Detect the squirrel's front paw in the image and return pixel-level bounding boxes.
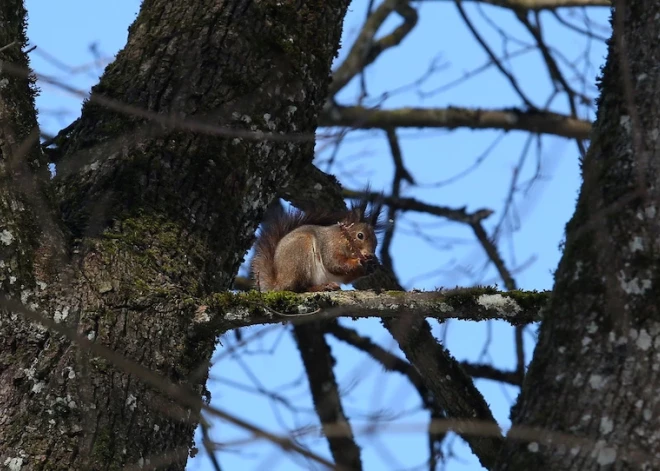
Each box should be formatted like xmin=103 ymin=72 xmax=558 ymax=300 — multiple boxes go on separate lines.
xmin=361 ymin=255 xmax=379 ymax=274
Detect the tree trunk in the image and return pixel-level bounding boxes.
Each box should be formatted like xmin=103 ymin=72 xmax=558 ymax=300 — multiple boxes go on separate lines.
xmin=496 ymin=3 xmax=660 ymax=469
xmin=0 ymin=0 xmax=349 ymax=469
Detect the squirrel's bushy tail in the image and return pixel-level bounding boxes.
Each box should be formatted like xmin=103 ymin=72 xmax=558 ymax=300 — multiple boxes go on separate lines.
xmin=251 ymin=203 xmax=289 ymax=290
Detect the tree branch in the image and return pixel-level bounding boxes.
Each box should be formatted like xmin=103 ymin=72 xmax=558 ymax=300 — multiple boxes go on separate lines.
xmin=460 ymin=362 xmax=522 ymax=386
xmin=383 ymin=314 xmax=504 ymax=468
xmin=379 ymin=128 xmax=409 ymax=285
xmin=320 ymin=104 xmax=591 ymax=139
xmin=329 ymin=0 xmax=418 ymax=96
xmin=280 ymin=163 xmax=347 ymax=214
xmin=293 ymin=323 xmax=363 ymax=470
xmin=455 ymin=0 xmax=536 ymax=108
xmin=327 ymin=320 xmax=438 ymax=405
xmin=344 ymin=188 xmax=494 ymax=225
xmin=423 ymin=0 xmax=608 ymax=9
xmin=326 ymin=320 xmax=449 ymax=469
xmin=206 ymin=288 xmax=547 ymax=331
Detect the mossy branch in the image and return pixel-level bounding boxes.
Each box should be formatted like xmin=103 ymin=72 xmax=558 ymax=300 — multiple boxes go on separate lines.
xmin=196 ymin=286 xmax=549 ymax=334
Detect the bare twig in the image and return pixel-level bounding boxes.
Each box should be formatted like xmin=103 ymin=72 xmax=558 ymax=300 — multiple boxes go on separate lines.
xmin=330 ymin=0 xmax=418 ymax=96
xmin=421 ymin=0 xmax=609 ymax=10
xmin=326 ymin=320 xmax=449 ymax=470
xmin=380 ymin=128 xmax=412 ymax=282
xmin=453 ymin=0 xmax=536 ymax=108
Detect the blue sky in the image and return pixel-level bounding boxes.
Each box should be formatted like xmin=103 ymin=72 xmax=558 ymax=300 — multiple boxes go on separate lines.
xmin=24 ymin=1 xmax=610 ymax=470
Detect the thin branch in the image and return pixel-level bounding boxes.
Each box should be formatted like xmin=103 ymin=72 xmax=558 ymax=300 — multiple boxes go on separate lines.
xmin=514 ymin=10 xmax=588 ymax=157
xmin=420 ymin=0 xmax=609 ymax=10
xmin=326 ymin=320 xmax=448 ymax=470
xmin=381 ymin=314 xmax=503 ymax=468
xmin=469 ymin=195 xmax=527 ymax=379
xmin=344 ymin=187 xmax=495 ymax=226
xmin=330 ymin=0 xmax=418 ymax=96
xmin=201 ymin=419 xmax=224 ymax=471
xmin=320 ymin=104 xmax=591 ymax=139
xmin=327 ymin=321 xmax=441 ymax=409
xmin=453 ymin=0 xmax=536 ymax=108
xmin=470 ymin=221 xmax=516 ymax=290
xmin=459 ymin=361 xmax=522 ymax=386
xmin=380 ymin=128 xmax=411 ymax=283
xmin=551 ymin=9 xmax=609 ymax=42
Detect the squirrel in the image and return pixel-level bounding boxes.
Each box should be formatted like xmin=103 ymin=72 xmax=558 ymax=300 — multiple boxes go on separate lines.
xmin=251 ymin=198 xmax=383 ymax=293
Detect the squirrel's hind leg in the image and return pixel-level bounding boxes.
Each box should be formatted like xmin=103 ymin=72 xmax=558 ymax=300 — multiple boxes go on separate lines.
xmin=307 ymin=282 xmax=341 ymax=292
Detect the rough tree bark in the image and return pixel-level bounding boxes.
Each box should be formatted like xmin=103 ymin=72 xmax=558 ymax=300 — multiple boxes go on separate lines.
xmin=495 ymin=3 xmax=660 ymax=470
xmin=0 ymin=0 xmax=350 ymax=469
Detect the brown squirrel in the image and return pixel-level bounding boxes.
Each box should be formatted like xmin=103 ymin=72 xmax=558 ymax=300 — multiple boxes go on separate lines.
xmin=251 ymin=199 xmax=383 ymax=293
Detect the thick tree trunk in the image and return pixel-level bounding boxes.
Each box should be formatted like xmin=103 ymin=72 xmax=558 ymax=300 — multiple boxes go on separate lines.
xmin=496 ymin=3 xmax=660 ymax=470
xmin=0 ymin=0 xmax=349 ymax=469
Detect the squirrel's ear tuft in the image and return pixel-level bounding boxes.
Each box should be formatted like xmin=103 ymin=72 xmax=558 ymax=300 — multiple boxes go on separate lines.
xmin=367 ymin=198 xmax=386 ymax=232
xmin=348 ymin=186 xmax=386 ymax=231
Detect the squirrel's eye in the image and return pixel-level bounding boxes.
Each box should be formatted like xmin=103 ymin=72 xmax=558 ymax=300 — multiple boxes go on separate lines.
xmin=357 ymin=232 xmax=364 ymax=240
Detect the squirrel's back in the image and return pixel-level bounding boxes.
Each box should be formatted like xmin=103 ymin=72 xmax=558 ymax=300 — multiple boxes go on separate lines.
xmin=251 ymin=203 xmax=342 ymax=291
xmin=251 ymin=198 xmax=383 ymax=292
